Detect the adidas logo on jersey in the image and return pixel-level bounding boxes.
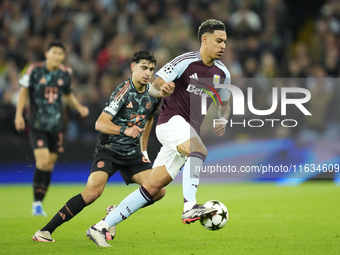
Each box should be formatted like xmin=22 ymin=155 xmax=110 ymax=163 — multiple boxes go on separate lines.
xmin=189 ymin=73 xmax=198 ymax=80
xmin=126 ymin=102 xmax=133 ymax=108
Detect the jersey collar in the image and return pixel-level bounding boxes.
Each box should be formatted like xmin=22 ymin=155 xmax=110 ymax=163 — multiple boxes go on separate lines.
xmin=130 ymin=77 xmax=148 ymax=93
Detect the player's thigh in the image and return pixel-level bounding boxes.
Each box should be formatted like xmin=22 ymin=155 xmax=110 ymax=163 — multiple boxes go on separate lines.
xmin=33 ymin=148 xmax=53 ymax=171
xmin=153 ymin=145 xmax=187 ymax=180
xmin=131 ymin=169 xmax=153 ymax=185
xmin=177 ymin=136 xmax=208 ymax=156
xmin=156 ymin=115 xmax=203 ymax=157
xmin=119 ymin=151 xmax=153 ymax=185
xmin=82 ymin=161 xmax=112 ymax=204
xmin=48 ymin=132 xmax=64 ymax=154
xmin=84 ymin=171 xmax=109 ymax=192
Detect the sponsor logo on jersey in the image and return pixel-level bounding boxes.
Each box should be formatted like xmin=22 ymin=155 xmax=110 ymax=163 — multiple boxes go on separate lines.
xmin=39 ymin=77 xmax=47 ymax=84
xmin=186 ymin=84 xmax=215 ymax=98
xmin=37 ymin=139 xmax=44 ymax=147
xmin=57 ymin=78 xmax=64 ymax=86
xmin=126 ymin=102 xmax=133 ymax=108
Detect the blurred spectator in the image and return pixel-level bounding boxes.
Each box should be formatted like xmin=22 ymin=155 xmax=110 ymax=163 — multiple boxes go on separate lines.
xmin=0 ymin=0 xmax=339 ymax=145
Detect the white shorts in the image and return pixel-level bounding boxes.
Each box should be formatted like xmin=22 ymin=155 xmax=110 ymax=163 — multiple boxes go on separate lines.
xmin=153 ymin=115 xmax=199 ymax=179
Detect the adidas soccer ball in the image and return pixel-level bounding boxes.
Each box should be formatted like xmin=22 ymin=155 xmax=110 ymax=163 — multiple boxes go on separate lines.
xmin=200 ymin=200 xmax=228 ymax=231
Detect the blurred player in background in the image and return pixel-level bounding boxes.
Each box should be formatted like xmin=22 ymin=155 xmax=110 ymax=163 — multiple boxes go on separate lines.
xmin=87 ymin=19 xmax=230 ymax=247
xmin=32 ymin=50 xmax=166 ymax=243
xmin=15 ymin=40 xmax=89 ymax=217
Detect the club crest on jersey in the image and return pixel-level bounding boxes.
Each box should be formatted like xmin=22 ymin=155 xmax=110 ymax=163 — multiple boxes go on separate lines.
xmin=39 ymin=77 xmax=47 ymax=84
xmin=163 ymin=63 xmax=174 ymax=74
xmin=58 ymin=78 xmax=64 ymax=86
xmin=109 ymin=100 xmax=119 ymax=109
xmin=145 ymin=102 xmax=152 ymax=109
xmin=213 ymin=75 xmax=220 ymax=85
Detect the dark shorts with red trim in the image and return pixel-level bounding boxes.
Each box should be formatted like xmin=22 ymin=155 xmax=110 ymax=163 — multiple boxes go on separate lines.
xmin=90 ymin=148 xmax=152 ymax=185
xmin=29 ymin=128 xmax=64 ymax=153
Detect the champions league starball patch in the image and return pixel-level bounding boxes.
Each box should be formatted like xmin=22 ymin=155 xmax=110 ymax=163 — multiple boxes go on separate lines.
xmin=109 ymin=101 xmax=119 ymax=109
xmin=163 ymin=63 xmax=174 ymax=74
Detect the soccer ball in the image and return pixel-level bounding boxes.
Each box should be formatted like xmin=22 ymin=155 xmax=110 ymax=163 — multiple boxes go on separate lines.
xmin=200 ymin=200 xmax=228 ymax=231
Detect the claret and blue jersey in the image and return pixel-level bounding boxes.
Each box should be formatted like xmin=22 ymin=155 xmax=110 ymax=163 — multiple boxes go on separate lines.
xmin=155 ymin=51 xmax=231 ymax=134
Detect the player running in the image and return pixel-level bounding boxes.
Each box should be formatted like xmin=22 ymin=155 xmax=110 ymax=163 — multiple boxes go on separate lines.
xmin=15 ymin=40 xmax=89 ymax=217
xmin=87 ymin=19 xmax=231 ymax=247
xmin=32 ymin=50 xmax=166 ymax=243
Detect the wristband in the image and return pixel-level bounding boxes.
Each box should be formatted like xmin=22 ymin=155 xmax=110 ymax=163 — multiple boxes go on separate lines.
xmin=219 ymin=117 xmax=227 ymax=127
xmin=142 ymin=151 xmax=149 ymax=159
xmin=119 ymin=126 xmax=127 ymax=135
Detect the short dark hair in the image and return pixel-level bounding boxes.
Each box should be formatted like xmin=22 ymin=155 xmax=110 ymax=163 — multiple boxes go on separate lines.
xmin=132 ymin=50 xmax=157 ymax=65
xmin=47 ymin=40 xmax=66 ymax=52
xmin=197 ymin=19 xmax=226 ymax=42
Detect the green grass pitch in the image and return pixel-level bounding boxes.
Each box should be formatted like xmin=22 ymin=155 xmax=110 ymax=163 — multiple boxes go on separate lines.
xmin=0 ymin=182 xmax=339 ymax=254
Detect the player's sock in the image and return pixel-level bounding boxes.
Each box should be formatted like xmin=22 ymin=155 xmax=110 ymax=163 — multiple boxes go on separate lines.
xmin=182 ymin=152 xmax=206 ymax=212
xmin=103 ymin=185 xmax=153 ymax=228
xmin=142 ymin=200 xmax=154 ymax=208
xmin=33 ymin=168 xmax=51 ymax=202
xmin=41 ymin=194 xmax=87 ymax=234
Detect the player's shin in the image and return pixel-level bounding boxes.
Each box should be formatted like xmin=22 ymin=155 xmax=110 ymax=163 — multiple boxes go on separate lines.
xmin=41 ymin=193 xmax=87 ymax=234
xmin=101 ymin=185 xmax=153 ymax=228
xmin=182 ymin=152 xmax=206 ymax=211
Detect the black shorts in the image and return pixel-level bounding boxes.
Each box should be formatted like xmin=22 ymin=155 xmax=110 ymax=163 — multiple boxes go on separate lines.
xmin=90 ymin=149 xmax=152 ymax=185
xmin=29 ymin=128 xmax=64 ymax=153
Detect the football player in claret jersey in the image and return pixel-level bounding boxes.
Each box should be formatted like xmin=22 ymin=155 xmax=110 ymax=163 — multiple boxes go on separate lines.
xmin=86 ymin=19 xmax=230 ymax=247
xmin=15 ymin=40 xmax=89 ymax=217
xmin=32 ymin=50 xmax=167 ymax=244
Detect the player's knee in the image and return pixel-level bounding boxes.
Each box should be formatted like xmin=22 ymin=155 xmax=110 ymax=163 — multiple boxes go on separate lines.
xmin=83 ymin=192 xmax=100 ymax=205
xmin=158 ymin=187 xmax=166 ymax=200
xmin=191 ymin=145 xmax=208 ymax=157
xmin=144 ymin=181 xmax=164 ymax=197
xmin=198 ymin=145 xmax=208 ymax=157
xmin=82 ymin=188 xmax=103 ymax=205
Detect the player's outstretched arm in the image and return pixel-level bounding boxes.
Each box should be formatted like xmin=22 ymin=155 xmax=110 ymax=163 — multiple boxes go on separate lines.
xmin=15 ymin=87 xmax=29 ymax=132
xmin=213 ymin=99 xmax=231 ymax=136
xmin=148 ymin=77 xmax=175 ymax=98
xmin=64 ymin=93 xmax=89 ymax=117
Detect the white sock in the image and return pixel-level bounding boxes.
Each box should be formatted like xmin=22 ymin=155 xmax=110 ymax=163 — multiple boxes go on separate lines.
xmin=103 ymin=186 xmax=153 ymax=227
xmin=182 ymin=153 xmax=205 ymax=211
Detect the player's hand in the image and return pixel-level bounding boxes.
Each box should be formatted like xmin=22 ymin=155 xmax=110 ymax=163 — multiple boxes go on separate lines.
xmin=213 ymin=119 xmax=226 ymax=136
xmin=14 ymin=115 xmax=25 ymax=132
xmin=125 ymin=126 xmax=145 ymax=138
xmin=79 ymin=106 xmax=89 ymax=117
xmin=160 ymin=82 xmax=175 ymax=97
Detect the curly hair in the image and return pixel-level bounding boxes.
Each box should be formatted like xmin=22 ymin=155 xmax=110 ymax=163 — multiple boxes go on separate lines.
xmin=197 ymin=19 xmax=226 ymax=42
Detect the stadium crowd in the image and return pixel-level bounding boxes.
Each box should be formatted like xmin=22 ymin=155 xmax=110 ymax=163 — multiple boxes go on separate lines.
xmin=1 ymin=0 xmax=339 ymax=147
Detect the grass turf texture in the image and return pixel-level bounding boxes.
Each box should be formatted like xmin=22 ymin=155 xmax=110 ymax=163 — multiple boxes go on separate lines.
xmin=0 ymin=182 xmax=339 ymax=255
